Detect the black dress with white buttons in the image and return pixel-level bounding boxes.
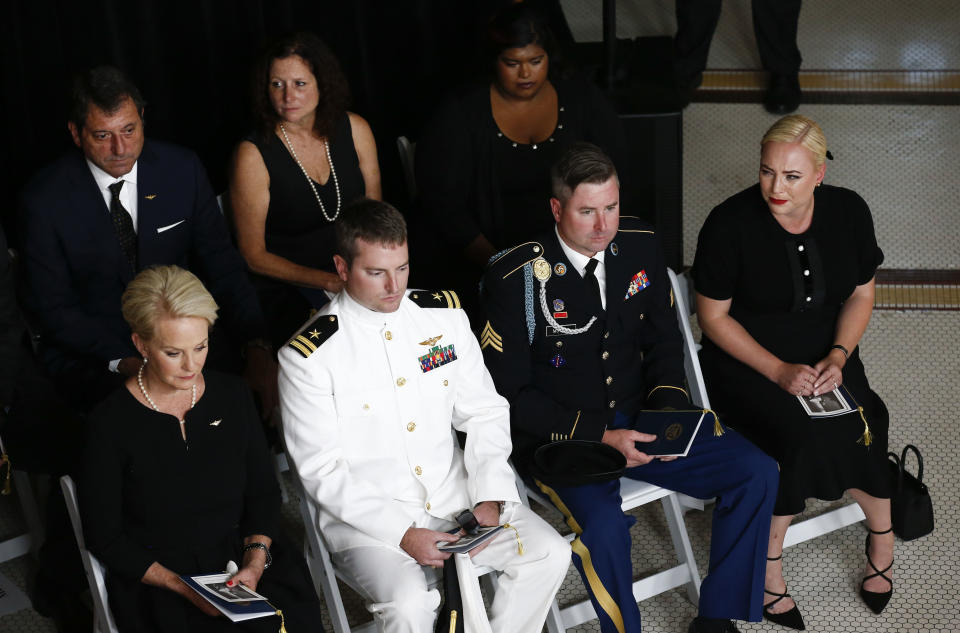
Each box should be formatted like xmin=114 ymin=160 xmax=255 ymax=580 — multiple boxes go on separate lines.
xmin=692 ymin=183 xmax=891 ymax=516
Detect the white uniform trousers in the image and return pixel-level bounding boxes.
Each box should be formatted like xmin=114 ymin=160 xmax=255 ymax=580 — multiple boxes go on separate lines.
xmin=332 ymin=503 xmax=570 ymax=633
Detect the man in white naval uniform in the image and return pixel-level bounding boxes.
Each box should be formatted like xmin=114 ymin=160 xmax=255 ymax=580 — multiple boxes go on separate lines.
xmin=278 ymin=199 xmax=569 ymax=633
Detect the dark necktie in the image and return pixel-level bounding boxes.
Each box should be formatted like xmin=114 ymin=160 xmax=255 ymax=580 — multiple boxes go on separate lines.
xmin=584 ymin=257 xmax=604 ymax=314
xmin=108 ymin=180 xmax=137 ymax=270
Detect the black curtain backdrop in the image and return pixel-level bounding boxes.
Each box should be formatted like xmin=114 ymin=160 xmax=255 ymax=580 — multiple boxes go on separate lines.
xmin=1 ymin=0 xmax=529 ymax=244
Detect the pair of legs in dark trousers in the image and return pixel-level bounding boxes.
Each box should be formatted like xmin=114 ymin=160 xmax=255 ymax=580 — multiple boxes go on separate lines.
xmin=674 ymin=0 xmax=802 ymax=86
xmin=536 ymin=424 xmax=778 ymax=633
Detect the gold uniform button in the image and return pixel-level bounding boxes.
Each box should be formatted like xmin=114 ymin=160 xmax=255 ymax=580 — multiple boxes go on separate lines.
xmin=604 ymin=331 xmax=610 ymax=339
xmin=415 ymin=466 xmax=422 ymax=476
xmin=396 ymin=377 xmax=406 ymax=387
xmin=602 ymin=351 xmax=610 ymax=360
xmin=608 ymin=400 xmax=616 ymax=408
xmin=639 ymin=313 xmax=645 ymax=320
xmin=605 ymin=376 xmax=613 ymax=385
xmin=407 ymin=422 xmax=416 ymax=432
xmin=443 ymin=379 xmax=449 ymax=386
xmin=425 ymin=502 xmax=431 ymax=510
xmin=385 ymin=331 xmax=393 ymax=340
xmin=556 ymin=340 xmax=563 ymax=348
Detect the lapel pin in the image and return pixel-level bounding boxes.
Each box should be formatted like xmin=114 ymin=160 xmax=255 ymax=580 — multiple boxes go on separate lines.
xmin=210 ymin=419 xmax=222 ymax=426
xmin=554 ymin=262 xmax=567 ymax=276
xmin=609 ymin=242 xmax=619 ymax=256
xmin=144 ymin=194 xmax=157 ymax=200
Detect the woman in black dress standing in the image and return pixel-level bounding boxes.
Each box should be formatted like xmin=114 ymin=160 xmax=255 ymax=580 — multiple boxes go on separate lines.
xmin=230 ymin=32 xmax=381 ymax=348
xmin=81 ymin=266 xmax=321 ymax=632
xmin=693 ymin=115 xmax=894 ymax=629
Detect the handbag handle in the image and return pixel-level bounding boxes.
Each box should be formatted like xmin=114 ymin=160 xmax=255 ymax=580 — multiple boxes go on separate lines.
xmin=900 ymin=444 xmax=924 ymax=482
xmin=887 ymin=451 xmax=903 ymax=492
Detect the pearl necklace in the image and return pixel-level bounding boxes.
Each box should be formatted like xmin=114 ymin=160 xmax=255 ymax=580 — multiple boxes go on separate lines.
xmin=138 ymin=362 xmax=196 ymax=424
xmin=279 ymin=123 xmax=341 ymax=222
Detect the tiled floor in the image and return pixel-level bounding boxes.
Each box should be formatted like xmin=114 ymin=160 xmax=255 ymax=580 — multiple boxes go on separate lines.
xmin=3 ymin=1 xmax=959 ymax=632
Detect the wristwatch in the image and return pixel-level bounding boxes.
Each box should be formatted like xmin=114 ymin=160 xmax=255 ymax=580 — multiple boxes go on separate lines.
xmin=242 ymin=542 xmax=272 ymax=570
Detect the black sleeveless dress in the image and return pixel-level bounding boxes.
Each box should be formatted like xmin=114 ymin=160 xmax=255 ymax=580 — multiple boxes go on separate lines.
xmin=248 ymin=113 xmax=366 ymax=348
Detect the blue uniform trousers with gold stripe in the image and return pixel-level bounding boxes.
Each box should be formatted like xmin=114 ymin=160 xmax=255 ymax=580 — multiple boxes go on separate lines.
xmin=536 ymin=424 xmax=777 ymax=633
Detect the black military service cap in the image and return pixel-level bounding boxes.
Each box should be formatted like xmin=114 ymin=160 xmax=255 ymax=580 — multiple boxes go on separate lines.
xmin=532 ymin=440 xmax=626 ymax=487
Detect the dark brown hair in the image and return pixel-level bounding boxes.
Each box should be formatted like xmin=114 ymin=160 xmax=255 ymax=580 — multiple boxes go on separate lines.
xmin=69 ymin=66 xmax=146 ymax=131
xmin=335 ymin=199 xmax=408 ymax=267
xmin=551 ymin=142 xmax=618 ymax=202
xmin=251 ymin=32 xmax=350 ymax=142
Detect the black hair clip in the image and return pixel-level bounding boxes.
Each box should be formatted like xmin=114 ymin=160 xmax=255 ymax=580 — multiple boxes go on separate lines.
xmin=826 ymin=150 xmax=834 ymax=160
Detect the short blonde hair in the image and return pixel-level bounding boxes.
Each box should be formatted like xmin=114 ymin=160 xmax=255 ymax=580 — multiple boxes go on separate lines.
xmin=761 ymin=114 xmax=828 ymax=167
xmin=121 ymin=266 xmax=219 ymax=341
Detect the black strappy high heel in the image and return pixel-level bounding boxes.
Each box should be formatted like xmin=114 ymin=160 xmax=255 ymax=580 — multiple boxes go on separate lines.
xmin=860 ymin=527 xmax=894 ymax=614
xmin=763 ymin=554 xmax=805 ymax=630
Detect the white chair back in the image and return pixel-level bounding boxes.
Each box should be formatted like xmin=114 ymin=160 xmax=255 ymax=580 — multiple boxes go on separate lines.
xmin=60 ymin=475 xmax=119 ymax=633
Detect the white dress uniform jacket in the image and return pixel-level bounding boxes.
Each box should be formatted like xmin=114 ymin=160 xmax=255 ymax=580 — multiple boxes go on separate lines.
xmin=278 ymin=289 xmax=522 ymax=553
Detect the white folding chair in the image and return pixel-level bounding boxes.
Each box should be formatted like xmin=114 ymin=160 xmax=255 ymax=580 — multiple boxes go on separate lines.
xmin=59 ymin=475 xmax=118 ymax=633
xmin=281 ymin=445 xmax=499 ymax=633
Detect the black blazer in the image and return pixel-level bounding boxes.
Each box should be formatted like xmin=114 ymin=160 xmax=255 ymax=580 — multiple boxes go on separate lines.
xmin=480 ymin=218 xmax=689 ymax=465
xmin=19 ymin=140 xmax=264 ymax=375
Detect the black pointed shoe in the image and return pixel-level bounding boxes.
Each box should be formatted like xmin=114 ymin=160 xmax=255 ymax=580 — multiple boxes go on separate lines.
xmin=763 ymin=554 xmax=805 ymax=630
xmin=688 ymin=616 xmax=741 ymax=633
xmin=763 ymin=586 xmax=806 ymax=630
xmin=860 ymin=527 xmax=894 ymax=614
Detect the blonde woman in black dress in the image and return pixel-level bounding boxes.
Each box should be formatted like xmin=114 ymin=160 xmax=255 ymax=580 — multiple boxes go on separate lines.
xmin=693 ymin=115 xmax=894 ymax=629
xmin=82 ymin=266 xmax=320 ymax=632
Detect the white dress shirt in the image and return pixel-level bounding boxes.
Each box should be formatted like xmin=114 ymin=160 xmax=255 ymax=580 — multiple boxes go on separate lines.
xmin=87 ymin=160 xmax=139 ymax=231
xmin=555 ymin=225 xmax=607 ymax=309
xmin=89 ymin=160 xmax=139 ymax=373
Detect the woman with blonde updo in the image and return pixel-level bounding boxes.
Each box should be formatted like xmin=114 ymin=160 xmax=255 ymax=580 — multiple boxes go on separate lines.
xmin=81 ymin=265 xmax=321 ymax=632
xmin=693 ymin=115 xmax=894 ymax=629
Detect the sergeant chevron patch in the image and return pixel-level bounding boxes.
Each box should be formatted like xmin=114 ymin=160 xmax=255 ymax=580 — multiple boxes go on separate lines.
xmin=480 ymin=321 xmax=503 ymax=352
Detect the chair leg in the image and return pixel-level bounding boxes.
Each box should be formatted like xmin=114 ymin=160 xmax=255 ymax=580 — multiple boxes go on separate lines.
xmin=661 ymin=493 xmax=702 ymax=605
xmin=544 ymin=598 xmax=566 ymax=633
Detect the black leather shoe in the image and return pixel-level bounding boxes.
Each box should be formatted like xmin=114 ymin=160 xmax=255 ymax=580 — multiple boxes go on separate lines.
xmin=688 ymin=616 xmax=741 ymax=633
xmin=764 ymin=73 xmax=801 ymax=114
xmin=763 ymin=554 xmax=805 ymax=629
xmin=860 ymin=527 xmax=894 ymax=614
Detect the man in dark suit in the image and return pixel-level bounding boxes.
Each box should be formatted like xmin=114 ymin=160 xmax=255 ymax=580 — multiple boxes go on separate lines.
xmin=19 ymin=66 xmax=275 ymax=413
xmin=480 ymin=143 xmax=778 ymax=633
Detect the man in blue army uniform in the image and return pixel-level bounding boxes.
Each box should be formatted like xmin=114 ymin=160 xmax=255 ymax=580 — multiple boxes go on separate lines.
xmin=480 ymin=143 xmax=779 ymax=633
xmin=278 ymin=199 xmax=569 ymax=633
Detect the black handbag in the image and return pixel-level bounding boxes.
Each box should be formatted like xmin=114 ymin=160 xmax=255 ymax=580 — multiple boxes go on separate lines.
xmin=887 ymin=444 xmax=934 ymax=540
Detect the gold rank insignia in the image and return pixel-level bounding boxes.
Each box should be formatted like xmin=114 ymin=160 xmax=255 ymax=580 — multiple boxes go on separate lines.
xmin=419 ymin=334 xmax=443 ymax=346
xmin=288 ymin=315 xmax=338 ymax=358
xmin=533 ymin=258 xmax=551 ymax=281
xmin=409 ymin=290 xmax=461 ymax=309
xmin=480 ymin=321 xmax=503 ymax=352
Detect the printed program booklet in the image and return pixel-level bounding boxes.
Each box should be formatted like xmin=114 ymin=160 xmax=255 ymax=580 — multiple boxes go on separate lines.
xmin=437 ymin=526 xmax=504 ymax=553
xmin=180 ymin=573 xmax=276 ymax=622
xmin=797 ymin=385 xmax=855 ymax=418
xmin=632 ymin=409 xmax=707 ymax=457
